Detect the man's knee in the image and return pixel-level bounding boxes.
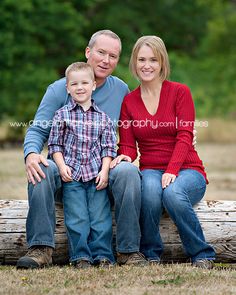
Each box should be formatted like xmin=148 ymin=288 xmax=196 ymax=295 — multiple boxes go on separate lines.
xmin=39 ymin=159 xmax=59 ymax=178
xmin=28 ymin=159 xmax=61 ymax=195
xmin=109 ymin=162 xmax=140 ymax=182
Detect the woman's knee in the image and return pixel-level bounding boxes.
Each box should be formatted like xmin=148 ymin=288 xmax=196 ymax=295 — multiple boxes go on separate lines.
xmin=162 ymin=184 xmax=186 ymax=213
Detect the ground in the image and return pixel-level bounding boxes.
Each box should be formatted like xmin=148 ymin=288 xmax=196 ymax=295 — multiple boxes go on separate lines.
xmin=0 ymin=264 xmax=236 ymax=295
xmin=0 ymin=143 xmax=235 ymax=201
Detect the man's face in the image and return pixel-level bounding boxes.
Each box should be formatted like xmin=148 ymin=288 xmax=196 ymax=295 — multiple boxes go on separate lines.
xmin=85 ymin=35 xmax=120 ymax=84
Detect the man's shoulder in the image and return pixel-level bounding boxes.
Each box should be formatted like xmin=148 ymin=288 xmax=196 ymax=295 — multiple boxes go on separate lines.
xmin=48 ymin=77 xmax=67 ymax=92
xmin=107 ymin=75 xmax=129 ymax=90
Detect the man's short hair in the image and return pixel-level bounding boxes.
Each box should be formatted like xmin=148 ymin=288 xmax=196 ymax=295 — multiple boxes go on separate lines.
xmin=88 ymin=29 xmax=122 ymax=54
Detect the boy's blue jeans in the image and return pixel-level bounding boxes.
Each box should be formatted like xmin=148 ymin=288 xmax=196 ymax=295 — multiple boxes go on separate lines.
xmin=62 ymin=180 xmax=114 ymax=263
xmin=140 ymin=169 xmax=216 ymax=262
xmin=26 ymin=160 xmax=141 ymax=255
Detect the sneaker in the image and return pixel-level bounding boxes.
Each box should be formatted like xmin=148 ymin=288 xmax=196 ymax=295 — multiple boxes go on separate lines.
xmin=192 ymin=259 xmax=214 ymax=269
xmin=75 ymin=260 xmax=92 ymax=269
xmin=117 ymin=252 xmax=148 ymax=266
xmin=16 ymin=246 xmax=53 ymax=269
xmin=97 ymin=258 xmax=114 ymax=269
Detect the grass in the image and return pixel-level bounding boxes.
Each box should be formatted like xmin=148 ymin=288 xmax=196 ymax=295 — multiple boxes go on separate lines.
xmin=0 ymin=264 xmax=236 ymax=295
xmin=0 ymin=143 xmax=235 ymax=200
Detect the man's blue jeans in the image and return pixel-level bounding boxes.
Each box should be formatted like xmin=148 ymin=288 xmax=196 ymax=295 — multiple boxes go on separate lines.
xmin=26 ymin=160 xmax=141 ymax=254
xmin=62 ymin=180 xmax=114 ymax=263
xmin=140 ymin=169 xmax=216 ymax=262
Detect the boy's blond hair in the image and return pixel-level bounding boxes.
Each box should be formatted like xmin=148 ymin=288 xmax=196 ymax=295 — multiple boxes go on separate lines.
xmin=65 ymin=62 xmax=95 ymax=81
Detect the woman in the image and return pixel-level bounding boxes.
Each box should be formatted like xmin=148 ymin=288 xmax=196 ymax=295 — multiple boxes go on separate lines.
xmin=111 ymin=36 xmax=215 ymax=269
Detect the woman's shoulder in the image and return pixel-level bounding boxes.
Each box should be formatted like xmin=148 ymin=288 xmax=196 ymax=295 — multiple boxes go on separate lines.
xmin=123 ymin=86 xmax=141 ymax=102
xmin=166 ymin=80 xmax=191 ymax=93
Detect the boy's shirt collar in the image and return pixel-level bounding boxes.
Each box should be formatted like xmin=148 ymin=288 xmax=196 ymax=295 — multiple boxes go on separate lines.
xmin=67 ymin=97 xmax=101 ymax=113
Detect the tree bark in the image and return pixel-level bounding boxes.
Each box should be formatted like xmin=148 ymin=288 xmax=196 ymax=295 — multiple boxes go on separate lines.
xmin=0 ymin=199 xmax=235 ymax=265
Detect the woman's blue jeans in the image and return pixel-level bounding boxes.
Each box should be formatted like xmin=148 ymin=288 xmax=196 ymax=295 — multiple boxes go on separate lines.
xmin=140 ymin=169 xmax=216 ymax=262
xmin=62 ymin=180 xmax=114 ymax=263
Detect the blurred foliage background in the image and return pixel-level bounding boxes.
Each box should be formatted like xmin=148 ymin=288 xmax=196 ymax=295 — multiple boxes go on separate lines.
xmin=0 ymin=0 xmax=236 ymax=142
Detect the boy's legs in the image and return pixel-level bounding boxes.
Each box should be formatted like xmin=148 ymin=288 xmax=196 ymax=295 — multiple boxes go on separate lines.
xmin=86 ymin=181 xmax=114 ymax=264
xmin=16 ymin=159 xmax=62 ymax=269
xmin=63 ymin=180 xmax=93 ymax=264
xmin=108 ymin=162 xmax=147 ymax=265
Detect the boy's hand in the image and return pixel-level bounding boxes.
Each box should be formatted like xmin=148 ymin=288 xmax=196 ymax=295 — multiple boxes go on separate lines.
xmin=95 ymin=170 xmax=109 ymax=190
xmin=59 ymin=165 xmax=73 ymax=182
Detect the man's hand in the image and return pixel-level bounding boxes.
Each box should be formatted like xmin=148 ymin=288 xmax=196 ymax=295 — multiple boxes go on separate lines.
xmin=110 ymin=154 xmax=131 ymax=169
xmin=25 ymin=153 xmax=49 ymax=185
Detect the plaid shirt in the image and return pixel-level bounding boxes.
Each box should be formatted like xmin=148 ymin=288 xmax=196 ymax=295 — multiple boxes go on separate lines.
xmin=48 ymin=99 xmax=117 ymax=182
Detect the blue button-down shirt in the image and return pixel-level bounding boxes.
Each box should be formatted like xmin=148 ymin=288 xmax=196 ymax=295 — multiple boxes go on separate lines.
xmin=48 ymin=99 xmax=117 ymax=182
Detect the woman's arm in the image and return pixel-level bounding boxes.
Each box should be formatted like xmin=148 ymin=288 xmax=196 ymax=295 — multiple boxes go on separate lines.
xmin=165 ymin=85 xmax=195 ymax=176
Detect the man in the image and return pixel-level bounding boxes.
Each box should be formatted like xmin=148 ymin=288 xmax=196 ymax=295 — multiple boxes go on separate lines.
xmin=16 ymin=30 xmax=147 ymax=269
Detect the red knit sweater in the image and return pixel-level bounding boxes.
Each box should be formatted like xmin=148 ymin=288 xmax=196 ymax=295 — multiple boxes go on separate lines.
xmin=117 ymin=80 xmax=208 ymax=182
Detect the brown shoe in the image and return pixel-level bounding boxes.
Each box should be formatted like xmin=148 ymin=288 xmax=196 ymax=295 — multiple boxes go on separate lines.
xmin=117 ymin=252 xmax=148 ymax=266
xmin=192 ymin=259 xmax=214 ymax=269
xmin=16 ymin=246 xmax=53 ymax=269
xmin=75 ymin=260 xmax=92 ymax=269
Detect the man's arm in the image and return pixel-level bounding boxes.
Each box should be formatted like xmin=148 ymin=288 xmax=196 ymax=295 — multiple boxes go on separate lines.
xmin=24 ymin=79 xmax=67 ymax=158
xmin=24 ymin=78 xmax=68 ymax=184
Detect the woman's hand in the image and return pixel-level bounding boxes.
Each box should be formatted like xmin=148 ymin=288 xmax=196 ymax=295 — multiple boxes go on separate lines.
xmin=110 ymin=154 xmax=132 ymax=169
xmin=162 ymin=173 xmax=176 ymax=189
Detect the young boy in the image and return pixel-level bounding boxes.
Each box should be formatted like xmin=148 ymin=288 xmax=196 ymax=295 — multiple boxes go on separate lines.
xmin=48 ymin=62 xmax=116 ymax=268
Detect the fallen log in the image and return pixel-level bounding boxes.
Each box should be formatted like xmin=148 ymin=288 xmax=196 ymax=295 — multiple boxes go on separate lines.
xmin=0 ymin=199 xmax=236 ymax=265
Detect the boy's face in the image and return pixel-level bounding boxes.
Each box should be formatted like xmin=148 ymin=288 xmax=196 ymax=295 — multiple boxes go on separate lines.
xmin=85 ymin=35 xmax=120 ymax=85
xmin=66 ymin=70 xmax=96 ymax=107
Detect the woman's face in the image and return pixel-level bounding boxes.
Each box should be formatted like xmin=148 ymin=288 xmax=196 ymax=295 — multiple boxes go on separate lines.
xmin=136 ymin=45 xmax=161 ymax=83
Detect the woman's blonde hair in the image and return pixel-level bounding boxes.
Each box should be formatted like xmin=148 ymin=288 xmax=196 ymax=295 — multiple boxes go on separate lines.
xmin=129 ymin=36 xmax=170 ymax=81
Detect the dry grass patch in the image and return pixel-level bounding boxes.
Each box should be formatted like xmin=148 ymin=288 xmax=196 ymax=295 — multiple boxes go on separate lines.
xmin=0 ymin=264 xmax=236 ymax=295
xmin=1 ymin=144 xmax=235 ymax=200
